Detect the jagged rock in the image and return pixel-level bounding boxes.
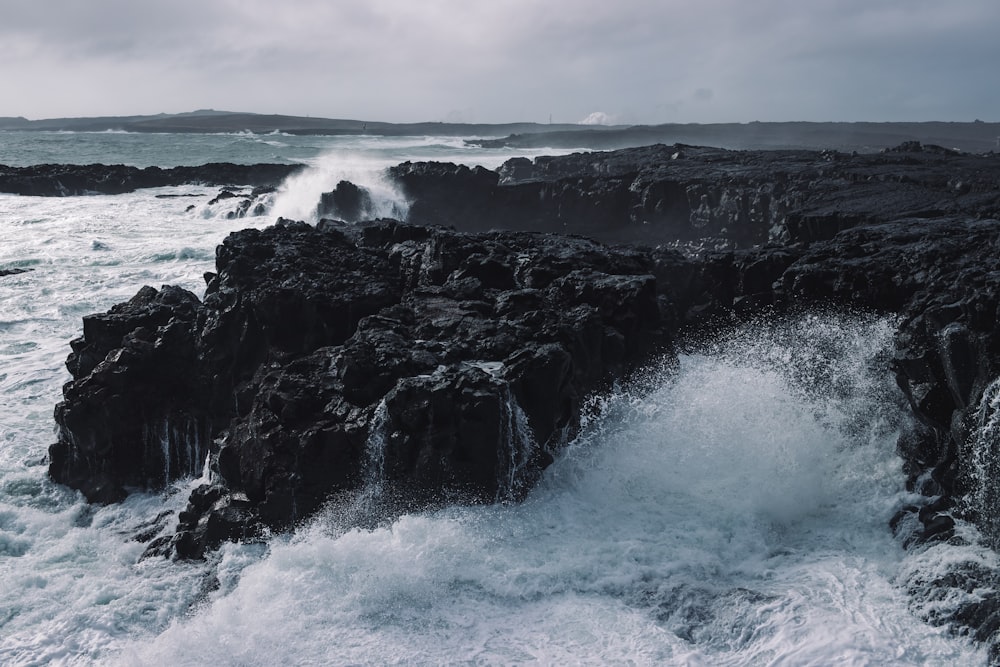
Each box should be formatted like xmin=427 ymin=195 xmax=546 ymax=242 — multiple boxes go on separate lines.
xmin=52 ymin=219 xmax=681 ymax=556
xmin=317 ymin=180 xmax=374 ymax=222
xmin=50 ymin=285 xmax=209 ymax=503
xmin=390 ymin=143 xmax=1000 ymax=246
xmin=207 ymin=189 xmax=239 ymax=205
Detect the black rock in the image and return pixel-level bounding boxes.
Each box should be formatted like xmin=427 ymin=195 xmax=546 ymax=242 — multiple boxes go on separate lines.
xmin=0 ymin=162 xmax=305 ymax=196
xmin=317 ymin=180 xmax=374 ymax=222
xmin=389 ymin=144 xmax=1000 ymax=247
xmin=50 ymin=285 xmax=210 ymax=503
xmin=51 ymin=219 xmax=685 ymax=556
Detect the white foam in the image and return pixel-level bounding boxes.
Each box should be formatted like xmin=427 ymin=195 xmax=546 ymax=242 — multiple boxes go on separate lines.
xmin=0 ymin=188 xmax=286 ymax=664
xmin=268 ymin=151 xmax=410 ymax=224
xmin=969 ymin=377 xmax=1000 ymax=541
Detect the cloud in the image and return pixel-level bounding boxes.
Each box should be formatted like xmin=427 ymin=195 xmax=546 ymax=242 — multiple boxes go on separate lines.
xmin=1 ymin=0 xmax=997 ymax=122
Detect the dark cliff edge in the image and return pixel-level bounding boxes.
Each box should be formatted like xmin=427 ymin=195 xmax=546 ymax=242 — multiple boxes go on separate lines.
xmin=46 ymin=142 xmax=1000 ymax=653
xmin=389 ymin=142 xmax=1000 ymax=247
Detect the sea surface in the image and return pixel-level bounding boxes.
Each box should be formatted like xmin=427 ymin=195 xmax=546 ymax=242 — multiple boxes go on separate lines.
xmin=0 ymin=130 xmax=991 ymax=665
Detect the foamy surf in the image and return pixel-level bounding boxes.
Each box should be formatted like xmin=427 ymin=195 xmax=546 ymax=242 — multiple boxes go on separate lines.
xmin=114 ymin=314 xmax=983 ymax=666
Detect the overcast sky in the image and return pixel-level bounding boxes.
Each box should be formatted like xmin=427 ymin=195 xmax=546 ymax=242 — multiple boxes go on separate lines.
xmin=3 ymin=0 xmax=997 ymax=124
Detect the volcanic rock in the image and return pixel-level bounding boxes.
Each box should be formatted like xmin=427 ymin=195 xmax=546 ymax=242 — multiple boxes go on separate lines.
xmin=317 ymin=180 xmax=374 ymax=222
xmin=390 ymin=143 xmax=1000 ymax=247
xmin=52 ymin=219 xmax=686 ymax=557
xmin=0 ymin=162 xmax=304 ymax=196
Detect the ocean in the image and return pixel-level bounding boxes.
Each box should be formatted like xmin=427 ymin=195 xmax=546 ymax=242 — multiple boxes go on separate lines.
xmin=0 ymin=130 xmax=990 ymax=665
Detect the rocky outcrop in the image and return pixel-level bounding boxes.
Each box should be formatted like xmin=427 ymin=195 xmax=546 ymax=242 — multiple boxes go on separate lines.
xmin=54 ymin=210 xmax=1000 ymax=557
xmin=50 ymin=285 xmax=209 ymax=503
xmin=43 ymin=141 xmax=1000 ymax=652
xmin=0 ymin=163 xmax=304 ymax=196
xmin=390 ymin=142 xmax=1000 ymax=647
xmin=317 ymin=180 xmax=374 ymax=222
xmin=51 ymin=144 xmax=1000 ymax=553
xmin=51 ymin=219 xmax=688 ymax=558
xmin=390 ymin=143 xmax=1000 ymax=247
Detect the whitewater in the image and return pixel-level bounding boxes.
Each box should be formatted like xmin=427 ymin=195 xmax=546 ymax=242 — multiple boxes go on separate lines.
xmin=0 ymin=131 xmax=989 ymax=665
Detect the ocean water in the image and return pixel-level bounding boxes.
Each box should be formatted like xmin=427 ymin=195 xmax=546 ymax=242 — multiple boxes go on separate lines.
xmin=0 ymin=131 xmax=990 ymax=665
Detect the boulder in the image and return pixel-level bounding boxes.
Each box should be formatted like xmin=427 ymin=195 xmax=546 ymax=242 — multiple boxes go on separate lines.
xmin=317 ymin=180 xmax=374 ymax=222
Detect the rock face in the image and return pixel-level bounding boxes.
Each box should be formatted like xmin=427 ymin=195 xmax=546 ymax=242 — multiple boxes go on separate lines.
xmin=51 ymin=219 xmax=684 ymax=557
xmin=317 ymin=180 xmax=374 ymax=222
xmin=390 ymin=143 xmax=1000 ymax=247
xmin=0 ymin=163 xmax=304 ymax=196
xmin=51 ymin=285 xmax=207 ymax=503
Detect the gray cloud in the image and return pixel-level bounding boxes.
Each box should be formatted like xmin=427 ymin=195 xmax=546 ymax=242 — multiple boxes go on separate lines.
xmin=2 ymin=0 xmax=997 ymax=122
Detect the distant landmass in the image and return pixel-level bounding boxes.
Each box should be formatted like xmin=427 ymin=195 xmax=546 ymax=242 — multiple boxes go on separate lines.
xmin=1 ymin=109 xmax=998 ymax=153
xmin=0 ymin=109 xmax=595 ymax=139
xmin=469 ymin=120 xmax=1000 ymax=153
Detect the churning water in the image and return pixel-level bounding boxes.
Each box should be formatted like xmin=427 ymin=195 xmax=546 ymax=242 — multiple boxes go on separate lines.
xmin=0 ymin=132 xmax=989 ymax=665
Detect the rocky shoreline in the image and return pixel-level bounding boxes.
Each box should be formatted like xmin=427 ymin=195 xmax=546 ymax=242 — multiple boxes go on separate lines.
xmin=389 ymin=142 xmax=1000 ymax=247
xmin=0 ymin=162 xmax=303 ymax=196
xmin=41 ymin=142 xmax=1000 ymax=651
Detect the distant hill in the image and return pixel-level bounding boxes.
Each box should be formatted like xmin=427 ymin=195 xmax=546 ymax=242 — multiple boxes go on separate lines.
xmin=0 ymin=109 xmax=598 ymax=137
xmin=0 ymin=117 xmax=30 ymax=128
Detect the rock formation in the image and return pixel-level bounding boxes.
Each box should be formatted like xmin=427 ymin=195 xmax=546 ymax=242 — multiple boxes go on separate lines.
xmin=390 ymin=143 xmax=1000 ymax=247
xmin=51 ymin=218 xmax=687 ymax=557
xmin=46 ymin=141 xmax=1000 ymax=650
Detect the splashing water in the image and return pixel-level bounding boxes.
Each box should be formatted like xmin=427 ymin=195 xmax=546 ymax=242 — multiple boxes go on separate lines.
xmin=497 ymin=384 xmax=539 ymax=502
xmin=268 ymin=152 xmax=410 ymax=223
xmin=115 ymin=312 xmax=985 ymax=666
xmin=968 ymin=378 xmax=1000 ymax=543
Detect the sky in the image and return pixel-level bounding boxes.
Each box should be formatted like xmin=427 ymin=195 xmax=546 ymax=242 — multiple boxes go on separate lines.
xmin=2 ymin=0 xmax=998 ymax=124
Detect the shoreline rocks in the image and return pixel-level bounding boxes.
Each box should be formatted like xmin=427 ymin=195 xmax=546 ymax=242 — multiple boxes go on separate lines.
xmin=389 ymin=143 xmax=1000 ymax=247
xmin=0 ymin=163 xmax=305 ymax=196
xmin=51 ymin=219 xmax=687 ymax=557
